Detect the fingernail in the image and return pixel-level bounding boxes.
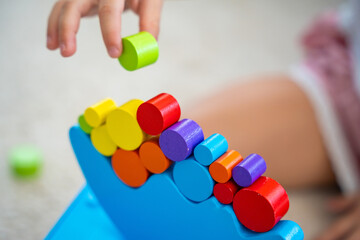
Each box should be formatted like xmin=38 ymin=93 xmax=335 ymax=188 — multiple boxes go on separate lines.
xmin=108 ymin=46 xmax=120 ymax=58
xmin=47 ymin=36 xmax=52 ymax=47
xmin=60 ymin=43 xmax=65 ymax=53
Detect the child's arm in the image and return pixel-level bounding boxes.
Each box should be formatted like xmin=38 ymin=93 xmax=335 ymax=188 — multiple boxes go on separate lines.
xmin=46 ymin=0 xmax=163 ymax=58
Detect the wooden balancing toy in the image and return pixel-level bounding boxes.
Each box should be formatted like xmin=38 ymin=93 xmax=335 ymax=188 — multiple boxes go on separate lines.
xmin=46 ymin=32 xmax=303 ymax=240
xmin=46 ymin=92 xmax=304 ymax=240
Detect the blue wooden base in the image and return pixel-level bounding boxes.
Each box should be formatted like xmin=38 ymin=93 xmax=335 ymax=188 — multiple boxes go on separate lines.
xmin=46 ymin=126 xmax=304 ymax=240
xmin=45 ymin=186 xmax=125 ymax=240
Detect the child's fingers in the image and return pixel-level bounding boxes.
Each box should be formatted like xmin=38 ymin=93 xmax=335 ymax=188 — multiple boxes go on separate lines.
xmin=347 ymin=227 xmax=360 ymax=240
xmin=128 ymin=0 xmax=140 ymax=13
xmin=47 ymin=1 xmax=65 ymax=50
xmin=58 ymin=0 xmax=87 ymax=57
xmin=315 ymin=209 xmax=359 ymax=240
xmin=98 ymin=0 xmax=125 ymax=58
xmin=138 ymin=0 xmax=163 ymax=39
xmin=57 ymin=0 xmax=95 ymax=57
xmin=327 ymin=195 xmax=358 ymax=214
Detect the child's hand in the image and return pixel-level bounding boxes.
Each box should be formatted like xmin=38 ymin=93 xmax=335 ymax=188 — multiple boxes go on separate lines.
xmin=316 ymin=193 xmax=360 ymax=240
xmin=46 ymin=0 xmax=163 ymax=58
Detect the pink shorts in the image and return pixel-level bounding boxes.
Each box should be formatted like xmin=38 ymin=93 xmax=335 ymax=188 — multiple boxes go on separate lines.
xmin=290 ymin=11 xmax=360 ymax=194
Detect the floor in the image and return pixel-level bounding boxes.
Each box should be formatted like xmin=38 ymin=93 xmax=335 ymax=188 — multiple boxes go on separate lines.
xmin=0 ymin=0 xmax=342 ymax=239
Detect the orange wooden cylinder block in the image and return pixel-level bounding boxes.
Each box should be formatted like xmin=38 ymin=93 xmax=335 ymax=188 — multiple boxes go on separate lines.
xmin=139 ymin=138 xmax=172 ymax=174
xmin=209 ymin=150 xmax=243 ymax=183
xmin=112 ymin=149 xmax=149 ymax=188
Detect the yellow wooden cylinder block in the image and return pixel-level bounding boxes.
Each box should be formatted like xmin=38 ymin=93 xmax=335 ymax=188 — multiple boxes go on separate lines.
xmin=106 ymin=99 xmax=146 ymax=151
xmin=90 ymin=124 xmax=117 ymax=156
xmin=84 ymin=98 xmax=117 ymax=128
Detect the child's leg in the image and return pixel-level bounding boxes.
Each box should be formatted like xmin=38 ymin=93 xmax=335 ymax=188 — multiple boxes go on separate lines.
xmin=190 ymin=74 xmax=336 ymax=189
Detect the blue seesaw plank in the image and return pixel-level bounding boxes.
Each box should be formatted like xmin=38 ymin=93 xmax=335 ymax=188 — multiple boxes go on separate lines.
xmin=59 ymin=125 xmax=304 ymax=240
xmin=45 ymin=185 xmax=125 ymax=240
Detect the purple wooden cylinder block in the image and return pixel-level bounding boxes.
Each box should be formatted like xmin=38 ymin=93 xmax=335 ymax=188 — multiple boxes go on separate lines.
xmin=232 ymin=153 xmax=267 ymax=187
xmin=159 ymin=119 xmax=204 ymax=162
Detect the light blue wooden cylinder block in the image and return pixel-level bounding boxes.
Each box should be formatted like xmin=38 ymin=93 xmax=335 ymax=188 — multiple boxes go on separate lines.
xmin=194 ymin=133 xmax=228 ymax=166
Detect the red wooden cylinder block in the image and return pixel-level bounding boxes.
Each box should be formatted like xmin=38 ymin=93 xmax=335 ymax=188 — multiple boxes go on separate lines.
xmin=137 ymin=93 xmax=181 ymax=135
xmin=232 ymin=176 xmax=289 ymax=232
xmin=213 ymin=180 xmax=240 ymax=204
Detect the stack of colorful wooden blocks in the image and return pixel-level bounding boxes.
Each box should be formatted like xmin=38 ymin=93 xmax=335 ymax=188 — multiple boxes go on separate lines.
xmin=78 ymin=93 xmax=290 ymax=233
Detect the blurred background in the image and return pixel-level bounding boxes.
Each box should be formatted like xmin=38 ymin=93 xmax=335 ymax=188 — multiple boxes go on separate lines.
xmin=0 ymin=0 xmax=342 ymax=239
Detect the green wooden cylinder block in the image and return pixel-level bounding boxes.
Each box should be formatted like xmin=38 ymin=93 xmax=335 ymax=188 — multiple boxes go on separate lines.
xmin=118 ymin=32 xmax=159 ymax=71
